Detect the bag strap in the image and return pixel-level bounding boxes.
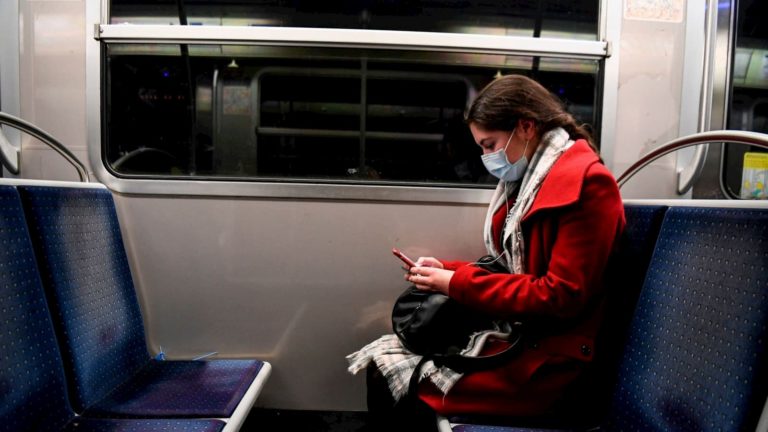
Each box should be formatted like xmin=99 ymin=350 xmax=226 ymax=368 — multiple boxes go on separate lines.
xmin=405 ymin=323 xmax=524 ymax=398
xmin=432 ymin=322 xmax=524 ymax=373
xmin=407 ymin=356 xmax=430 ymax=398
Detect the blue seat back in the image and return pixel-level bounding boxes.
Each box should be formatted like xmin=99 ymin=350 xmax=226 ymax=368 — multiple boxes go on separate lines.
xmin=0 ymin=186 xmax=73 ymax=431
xmin=607 ymin=207 xmax=768 ymax=431
xmin=18 ymin=186 xmax=149 ymax=412
xmin=597 ymin=205 xmax=668 ymax=363
xmin=556 ymin=205 xmax=668 ymax=424
xmin=599 ymin=205 xmax=668 ymax=352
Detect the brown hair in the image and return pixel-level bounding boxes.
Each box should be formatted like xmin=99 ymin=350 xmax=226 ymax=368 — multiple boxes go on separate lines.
xmin=465 ymin=75 xmax=598 ymax=153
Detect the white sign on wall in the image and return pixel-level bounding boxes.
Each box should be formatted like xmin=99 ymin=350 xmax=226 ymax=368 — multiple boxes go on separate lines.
xmin=624 ymin=0 xmax=685 ymax=23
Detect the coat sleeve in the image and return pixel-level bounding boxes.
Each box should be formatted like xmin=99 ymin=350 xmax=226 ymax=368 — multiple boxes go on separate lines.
xmin=448 ymin=165 xmax=625 ymax=320
xmin=440 ymin=259 xmax=472 ymax=271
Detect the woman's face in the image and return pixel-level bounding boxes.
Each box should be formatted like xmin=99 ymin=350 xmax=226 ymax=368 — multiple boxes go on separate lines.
xmin=469 ymin=122 xmax=528 ymax=163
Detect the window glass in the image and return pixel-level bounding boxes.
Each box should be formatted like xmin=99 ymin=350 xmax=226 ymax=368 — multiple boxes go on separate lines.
xmin=109 ymin=0 xmax=599 ymax=40
xmin=723 ymin=0 xmax=768 ymax=199
xmin=105 ymin=44 xmax=598 ymax=185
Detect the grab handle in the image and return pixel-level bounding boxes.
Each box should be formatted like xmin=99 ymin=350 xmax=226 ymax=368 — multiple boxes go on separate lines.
xmin=0 ymin=126 xmax=19 ymax=175
xmin=0 ymin=111 xmax=90 ymax=182
xmin=617 ymin=130 xmax=768 ymax=189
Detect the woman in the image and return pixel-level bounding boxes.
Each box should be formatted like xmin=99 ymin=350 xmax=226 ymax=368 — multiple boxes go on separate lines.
xmin=348 ymin=74 xmax=625 ymax=427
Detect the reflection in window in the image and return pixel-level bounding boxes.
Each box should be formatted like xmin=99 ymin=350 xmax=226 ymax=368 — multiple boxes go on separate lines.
xmin=105 ymin=45 xmax=598 ymax=185
xmin=109 ymin=0 xmax=599 ymax=40
xmin=723 ymin=0 xmax=768 ymax=198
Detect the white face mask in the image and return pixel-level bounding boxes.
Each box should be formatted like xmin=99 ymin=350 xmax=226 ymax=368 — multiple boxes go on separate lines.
xmin=480 ymin=130 xmax=530 ymax=181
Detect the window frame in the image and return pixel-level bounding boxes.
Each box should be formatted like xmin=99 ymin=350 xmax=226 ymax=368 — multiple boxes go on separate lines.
xmin=86 ymin=0 xmax=619 ymax=203
xmin=718 ymin=0 xmax=768 ymax=200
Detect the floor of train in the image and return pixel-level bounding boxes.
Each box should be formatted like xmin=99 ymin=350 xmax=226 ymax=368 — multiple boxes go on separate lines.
xmin=242 ymin=409 xmax=369 ymax=431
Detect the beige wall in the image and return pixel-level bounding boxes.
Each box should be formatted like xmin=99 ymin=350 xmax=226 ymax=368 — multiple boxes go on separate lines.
xmin=610 ymin=3 xmax=691 ymax=198
xmin=19 ymin=0 xmax=87 ymax=181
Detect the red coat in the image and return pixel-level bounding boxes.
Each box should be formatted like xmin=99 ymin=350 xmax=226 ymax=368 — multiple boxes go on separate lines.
xmin=419 ymin=139 xmax=625 ymax=416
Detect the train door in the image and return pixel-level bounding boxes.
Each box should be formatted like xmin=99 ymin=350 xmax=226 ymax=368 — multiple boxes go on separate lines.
xmin=721 ymin=0 xmax=768 ymax=199
xmin=693 ymin=0 xmax=768 ymax=199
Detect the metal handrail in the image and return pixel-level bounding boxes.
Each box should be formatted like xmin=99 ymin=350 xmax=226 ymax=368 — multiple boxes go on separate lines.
xmin=0 ymin=126 xmax=19 ymax=175
xmin=0 ymin=112 xmax=90 ymax=182
xmin=617 ymin=130 xmax=768 ymax=189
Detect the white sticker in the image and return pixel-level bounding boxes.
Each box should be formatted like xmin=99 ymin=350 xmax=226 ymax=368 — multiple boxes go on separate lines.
xmin=624 ymin=0 xmax=685 ymax=23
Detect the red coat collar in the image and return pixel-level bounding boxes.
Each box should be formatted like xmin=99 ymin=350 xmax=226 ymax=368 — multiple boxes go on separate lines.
xmin=523 ymin=139 xmax=600 ymax=221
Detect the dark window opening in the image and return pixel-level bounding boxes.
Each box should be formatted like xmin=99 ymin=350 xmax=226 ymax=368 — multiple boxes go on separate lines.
xmin=105 ymin=45 xmax=598 ymax=185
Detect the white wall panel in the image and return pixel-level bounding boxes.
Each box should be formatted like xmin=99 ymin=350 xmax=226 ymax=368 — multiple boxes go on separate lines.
xmin=0 ymin=0 xmax=22 ymax=174
xmin=113 ymin=193 xmax=487 ymax=410
xmin=611 ymin=7 xmax=688 ymax=198
xmin=19 ymin=0 xmax=87 ymax=181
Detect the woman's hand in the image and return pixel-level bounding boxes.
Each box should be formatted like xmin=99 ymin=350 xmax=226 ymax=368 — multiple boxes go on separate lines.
xmin=414 ymin=256 xmax=444 ymax=269
xmin=406 ymin=266 xmax=454 ymax=295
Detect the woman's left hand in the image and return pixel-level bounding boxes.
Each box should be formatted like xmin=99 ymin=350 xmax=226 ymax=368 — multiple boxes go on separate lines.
xmin=406 ymin=267 xmax=454 ymax=295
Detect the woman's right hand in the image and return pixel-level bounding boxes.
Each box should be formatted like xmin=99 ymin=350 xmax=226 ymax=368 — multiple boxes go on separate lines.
xmin=414 ymin=256 xmax=443 ymax=269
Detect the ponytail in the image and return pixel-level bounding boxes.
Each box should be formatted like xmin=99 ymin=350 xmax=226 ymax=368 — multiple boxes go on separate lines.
xmin=543 ymin=113 xmax=598 ymax=154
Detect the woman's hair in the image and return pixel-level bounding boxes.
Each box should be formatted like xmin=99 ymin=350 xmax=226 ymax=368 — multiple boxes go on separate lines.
xmin=465 ymin=74 xmax=598 ymax=152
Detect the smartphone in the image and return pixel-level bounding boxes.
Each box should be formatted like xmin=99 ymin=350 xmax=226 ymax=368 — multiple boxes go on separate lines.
xmin=392 ymin=248 xmax=417 ymax=268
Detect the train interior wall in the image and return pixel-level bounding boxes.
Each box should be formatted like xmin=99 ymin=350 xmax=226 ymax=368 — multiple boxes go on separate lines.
xmin=1 ymin=0 xmax=714 ymax=410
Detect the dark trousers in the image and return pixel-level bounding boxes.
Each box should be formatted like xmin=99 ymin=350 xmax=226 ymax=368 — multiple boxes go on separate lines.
xmin=366 ymin=365 xmax=439 ymax=432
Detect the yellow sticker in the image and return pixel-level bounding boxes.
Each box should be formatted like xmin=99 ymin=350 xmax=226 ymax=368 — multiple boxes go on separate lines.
xmin=744 ymin=152 xmax=768 ymax=170
xmin=741 ymin=152 xmax=768 ymax=199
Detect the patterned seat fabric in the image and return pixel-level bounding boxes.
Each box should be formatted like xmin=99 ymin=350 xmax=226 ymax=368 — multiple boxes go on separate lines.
xmin=18 ymin=186 xmax=148 ymax=411
xmin=61 ymin=418 xmax=224 ymax=432
xmin=87 ymin=359 xmax=263 ymax=417
xmin=452 ymin=426 xmax=572 ymax=432
xmin=0 ymin=185 xmax=72 ymax=431
xmin=605 ymin=207 xmax=768 ymax=431
xmin=579 ymin=205 xmax=668 ymax=414
xmin=18 ymin=186 xmax=264 ymax=418
xmin=0 ymin=185 xmax=227 ymax=432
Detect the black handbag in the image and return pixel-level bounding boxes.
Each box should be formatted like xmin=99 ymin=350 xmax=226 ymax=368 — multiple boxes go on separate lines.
xmin=391 ymin=255 xmax=524 ymax=395
xmin=392 ymin=287 xmax=523 ymax=372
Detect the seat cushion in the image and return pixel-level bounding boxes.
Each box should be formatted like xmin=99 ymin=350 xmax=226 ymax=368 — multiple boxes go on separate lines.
xmin=63 ymin=418 xmax=224 ymax=432
xmin=85 ymin=359 xmax=265 ymax=418
xmin=452 ymin=426 xmax=573 ymax=432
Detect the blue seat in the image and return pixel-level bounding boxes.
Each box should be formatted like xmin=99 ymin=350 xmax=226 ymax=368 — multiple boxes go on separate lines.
xmin=577 ymin=205 xmax=669 ymax=416
xmin=446 ymin=205 xmax=669 ymax=429
xmin=604 ymin=206 xmax=768 ymax=431
xmin=17 ymin=185 xmax=269 ymax=420
xmin=445 ymin=205 xmax=768 ymax=432
xmin=0 ymin=184 xmax=225 ymax=432
xmin=452 ymin=427 xmax=567 ymax=432
xmin=60 ymin=419 xmax=225 ymax=432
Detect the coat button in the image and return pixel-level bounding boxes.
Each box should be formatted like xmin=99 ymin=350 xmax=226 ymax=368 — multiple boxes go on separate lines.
xmin=580 ymin=344 xmax=592 ymax=356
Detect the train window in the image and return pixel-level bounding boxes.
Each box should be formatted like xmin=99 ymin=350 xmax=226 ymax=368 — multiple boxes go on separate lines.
xmin=109 ymin=1 xmax=599 ymax=40
xmin=723 ymin=0 xmax=768 ymax=199
xmin=105 ymin=44 xmax=597 ymax=185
